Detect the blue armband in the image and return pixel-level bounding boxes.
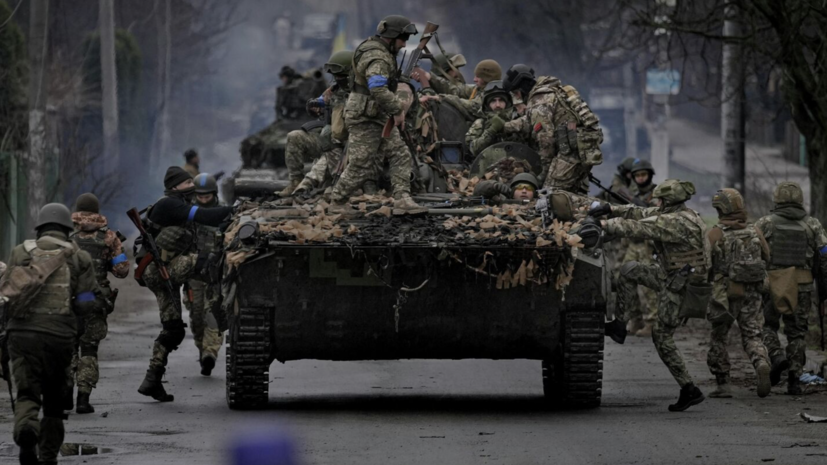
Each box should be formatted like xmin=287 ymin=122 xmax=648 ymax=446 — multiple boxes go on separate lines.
xmin=317 ymin=96 xmax=326 ymax=107
xmin=820 ymin=245 xmax=827 ymax=255
xmin=75 ymin=292 xmax=96 ymax=303
xmin=367 ymin=75 xmax=388 ymax=90
xmin=111 ymin=253 xmax=128 ymax=266
xmin=187 ymin=206 xmax=199 ymax=222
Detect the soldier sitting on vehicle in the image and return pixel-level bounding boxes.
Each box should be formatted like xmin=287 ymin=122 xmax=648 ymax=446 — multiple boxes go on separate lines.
xmin=466 ymin=80 xmax=534 ymax=156
xmin=411 ymin=58 xmax=502 ymax=119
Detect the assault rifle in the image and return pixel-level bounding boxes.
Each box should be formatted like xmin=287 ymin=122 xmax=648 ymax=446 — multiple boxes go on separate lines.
xmin=535 ymin=188 xmax=553 ymax=229
xmin=126 ymin=208 xmax=182 ymax=315
xmin=382 ymin=21 xmax=439 ymax=138
xmin=588 ymin=174 xmax=632 ymax=205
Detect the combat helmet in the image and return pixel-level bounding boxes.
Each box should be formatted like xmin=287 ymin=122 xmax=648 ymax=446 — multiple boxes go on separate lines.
xmin=376 ymin=15 xmax=417 ymax=40
xmin=653 ymin=179 xmax=695 ymax=206
xmin=75 ymin=193 xmax=100 ymax=214
xmin=324 ymin=50 xmax=353 ymax=77
xmin=194 ymin=173 xmax=218 ymax=194
xmin=503 ymin=64 xmax=536 ymax=96
xmin=510 ymin=172 xmax=539 ymax=190
xmin=630 ymin=159 xmax=654 ymax=176
xmin=617 ymin=157 xmax=636 ymax=177
xmin=712 ymin=188 xmax=745 ymax=216
xmin=35 ymin=203 xmax=74 ymax=231
xmin=772 ymin=181 xmax=804 ymax=205
xmin=482 ymin=80 xmax=513 ymax=113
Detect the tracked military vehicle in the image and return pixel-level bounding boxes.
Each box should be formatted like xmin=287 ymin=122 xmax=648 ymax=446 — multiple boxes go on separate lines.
xmin=220 ymin=185 xmax=608 ymax=410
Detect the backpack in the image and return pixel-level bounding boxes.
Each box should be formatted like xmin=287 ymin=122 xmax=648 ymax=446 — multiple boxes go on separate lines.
xmin=720 ymin=226 xmax=766 ymax=283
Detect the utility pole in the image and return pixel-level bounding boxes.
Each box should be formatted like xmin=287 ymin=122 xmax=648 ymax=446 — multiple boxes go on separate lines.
xmin=26 ymin=0 xmax=49 ymax=235
xmin=99 ymin=0 xmax=120 ymax=175
xmin=721 ymin=0 xmax=746 ymax=192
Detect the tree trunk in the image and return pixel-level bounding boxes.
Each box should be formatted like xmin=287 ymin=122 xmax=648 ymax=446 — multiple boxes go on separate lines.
xmin=99 ymin=0 xmax=119 ymax=175
xmin=721 ymin=0 xmax=746 ymax=193
xmin=25 ymin=0 xmax=49 ymax=236
xmin=807 ymin=134 xmax=827 ymax=225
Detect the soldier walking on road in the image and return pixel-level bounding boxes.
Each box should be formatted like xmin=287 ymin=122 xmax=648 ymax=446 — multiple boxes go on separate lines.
xmin=4 ymin=203 xmax=106 ymax=464
xmin=137 ymin=167 xmax=233 ymax=402
xmin=67 ymin=193 xmax=129 ymax=414
xmin=755 ymin=182 xmax=827 ymax=395
xmin=706 ymin=189 xmax=772 ymax=398
xmin=591 ymin=179 xmax=710 ymax=411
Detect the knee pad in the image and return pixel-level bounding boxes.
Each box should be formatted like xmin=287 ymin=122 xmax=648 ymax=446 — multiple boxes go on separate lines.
xmin=79 ymin=342 xmax=99 ymax=358
xmin=620 ymin=261 xmax=639 ymax=277
xmin=158 ymin=319 xmax=187 ymax=351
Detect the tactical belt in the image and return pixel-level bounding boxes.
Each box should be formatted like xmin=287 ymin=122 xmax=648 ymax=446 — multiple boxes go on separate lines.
xmin=663 ymin=249 xmax=706 ymax=271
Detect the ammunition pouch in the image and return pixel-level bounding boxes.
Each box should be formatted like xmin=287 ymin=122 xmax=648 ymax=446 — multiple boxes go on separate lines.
xmin=679 ymin=281 xmax=713 ymax=319
xmin=301 ymin=120 xmax=325 ymax=133
xmin=155 ymin=226 xmax=194 ymax=259
xmin=662 ymin=249 xmax=707 ymax=272
xmin=728 ymin=261 xmax=766 ymax=283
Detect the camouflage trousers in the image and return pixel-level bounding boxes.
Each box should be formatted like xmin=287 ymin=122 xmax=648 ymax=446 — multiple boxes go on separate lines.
xmin=706 ymin=285 xmax=770 ymax=379
xmin=66 ymin=309 xmax=109 ymax=395
xmin=285 ymin=129 xmax=324 ymax=183
xmin=184 ymin=279 xmax=223 ymax=360
xmin=300 ymin=146 xmax=344 ymax=190
xmin=330 ymin=123 xmax=412 ymax=202
xmin=617 ymin=262 xmax=694 ymax=387
xmin=144 ymin=255 xmax=198 ymax=371
xmin=8 ymin=331 xmax=74 ymax=462
xmin=763 ymin=290 xmax=811 ymax=378
xmin=622 ymin=240 xmax=658 ymax=323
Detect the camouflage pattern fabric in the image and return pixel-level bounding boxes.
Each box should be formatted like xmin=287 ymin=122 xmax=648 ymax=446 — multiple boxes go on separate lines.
xmin=187 ymin=279 xmax=223 ymax=359
xmin=466 ymin=111 xmax=533 ymax=156
xmin=144 ymin=255 xmax=198 ymax=370
xmin=622 ymin=240 xmax=659 ymax=323
xmin=429 ymin=73 xmax=477 ymax=99
xmin=763 ymin=291 xmax=812 ymax=378
xmin=285 ymin=128 xmax=324 ymax=183
xmin=300 ymin=147 xmax=344 ymax=190
xmin=707 ymin=284 xmax=769 ymax=377
xmin=66 ymin=310 xmax=108 ymax=395
xmin=345 ymin=37 xmax=402 ymax=126
xmin=71 ymin=212 xmax=130 ymax=284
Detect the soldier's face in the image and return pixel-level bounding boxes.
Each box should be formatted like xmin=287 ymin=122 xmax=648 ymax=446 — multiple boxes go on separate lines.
xmin=488 ymin=97 xmax=507 ymax=111
xmin=175 ymin=179 xmax=195 ymax=190
xmin=474 ymin=76 xmax=486 ymax=88
xmin=394 ymin=38 xmax=407 ymax=51
xmin=196 ymin=193 xmax=215 ymax=205
xmin=634 ymin=172 xmax=649 ymax=185
xmin=512 ymin=184 xmax=535 ymax=201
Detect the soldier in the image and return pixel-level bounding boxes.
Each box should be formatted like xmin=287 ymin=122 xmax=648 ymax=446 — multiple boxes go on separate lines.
xmin=412 ymin=59 xmax=501 ymax=119
xmin=591 ymin=179 xmax=709 ymax=411
xmin=705 ymin=188 xmax=772 ymax=398
xmin=474 ymin=171 xmax=540 ymax=204
xmin=431 ymin=53 xmax=468 ymax=85
xmin=623 ymin=160 xmax=659 ymax=337
xmin=66 ymin=193 xmax=129 ymax=414
xmin=328 ymin=15 xmax=421 ymax=212
xmin=137 ymin=167 xmax=233 ymax=402
xmin=186 ymin=174 xmax=225 ymax=376
xmin=504 ymin=64 xmax=604 ymax=194
xmin=183 ymin=149 xmax=200 ymax=178
xmin=282 ymin=50 xmax=353 ymax=195
xmin=465 ymin=80 xmax=533 ymax=156
xmin=5 ymin=203 xmax=105 ymax=464
xmin=598 ymin=157 xmax=637 ymax=203
xmin=755 ymin=181 xmax=827 ymax=395
xmin=276 ymin=66 xmax=305 ymax=120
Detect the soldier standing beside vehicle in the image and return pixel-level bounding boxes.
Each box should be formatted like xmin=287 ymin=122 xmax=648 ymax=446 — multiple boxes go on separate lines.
xmin=5 ymin=203 xmax=105 ymax=465
xmin=591 ymin=179 xmax=710 ymax=411
xmin=503 ymin=64 xmax=604 ymax=194
xmin=705 ymin=188 xmax=772 ymax=398
xmin=755 ymin=181 xmax=827 ymax=395
xmin=186 ymin=174 xmax=225 ymax=376
xmin=328 ymin=15 xmax=420 ymax=212
xmin=66 ymin=193 xmax=129 ymax=414
xmin=137 ymin=167 xmax=233 ymax=402
xmin=465 ymin=80 xmax=533 ymax=156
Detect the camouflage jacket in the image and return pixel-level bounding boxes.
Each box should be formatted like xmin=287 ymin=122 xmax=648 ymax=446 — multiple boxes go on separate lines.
xmin=429 ymin=73 xmax=478 ymax=99
xmin=606 ymin=204 xmax=710 ymax=277
xmin=71 ymin=212 xmax=129 ymax=289
xmin=754 ymin=204 xmax=827 ymax=272
xmin=597 ymin=173 xmax=637 ymax=204
xmin=345 ymin=37 xmax=403 ymax=126
xmin=466 ymin=110 xmax=533 ymax=156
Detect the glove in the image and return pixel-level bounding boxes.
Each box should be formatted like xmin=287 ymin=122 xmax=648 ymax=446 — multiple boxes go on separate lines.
xmin=587 ymin=202 xmax=612 ymax=217
xmin=305 ymin=98 xmax=323 ymax=115
xmin=487 ymin=115 xmax=506 ymax=134
xmin=495 ymin=182 xmax=512 ymax=197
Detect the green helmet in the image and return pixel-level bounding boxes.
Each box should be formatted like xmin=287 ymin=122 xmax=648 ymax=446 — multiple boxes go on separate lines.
xmin=618 ymin=157 xmax=636 ymax=176
xmin=35 ymin=203 xmax=73 ymax=230
xmin=630 ymin=159 xmax=654 ymax=175
xmin=75 ymin=192 xmax=100 ymax=213
xmin=510 ymin=172 xmax=539 ymax=190
xmin=772 ymin=181 xmax=804 ymax=205
xmin=482 ymin=80 xmax=512 ymax=112
xmin=712 ymin=188 xmax=745 ymax=216
xmin=324 ymin=50 xmax=353 ymax=76
xmin=376 ymin=15 xmax=417 ymax=39
xmin=653 ymin=179 xmax=695 ymax=205
xmin=193 ymin=173 xmax=218 ymax=194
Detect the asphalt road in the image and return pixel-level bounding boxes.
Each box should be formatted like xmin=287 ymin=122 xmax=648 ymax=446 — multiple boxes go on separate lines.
xmin=1 ymin=275 xmax=826 ymax=465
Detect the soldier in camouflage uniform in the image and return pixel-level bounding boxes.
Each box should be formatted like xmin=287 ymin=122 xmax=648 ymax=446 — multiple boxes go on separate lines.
xmin=66 ymin=193 xmax=129 ymax=414
xmin=465 ymin=80 xmax=533 ymax=156
xmin=504 ymin=64 xmax=604 ymax=194
xmin=705 ymin=188 xmax=772 ymax=398
xmin=185 ymin=174 xmax=225 ymax=376
xmin=623 ymin=160 xmax=659 ymax=337
xmin=755 ymin=182 xmax=827 ymax=395
xmin=412 ymin=59 xmax=501 ymax=120
xmin=329 ymin=15 xmax=420 ymax=212
xmin=5 ymin=203 xmax=106 ymax=465
xmin=137 ymin=167 xmax=234 ymax=402
xmin=592 ymin=179 xmax=709 ymax=411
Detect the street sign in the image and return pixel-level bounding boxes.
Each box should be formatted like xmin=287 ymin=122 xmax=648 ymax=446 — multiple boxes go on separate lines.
xmin=646 ymin=69 xmax=681 ymax=95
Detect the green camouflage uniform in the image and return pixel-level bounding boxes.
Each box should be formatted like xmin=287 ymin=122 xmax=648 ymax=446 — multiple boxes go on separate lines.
xmin=6 ymin=231 xmax=103 ymax=463
xmin=185 ymin=204 xmax=223 ymax=361
xmin=755 ymin=200 xmax=827 ymax=381
xmin=330 ymin=37 xmax=412 ymax=202
xmin=466 ymin=110 xmax=532 ymax=156
xmin=606 ymin=188 xmax=709 ymax=388
xmin=297 ymin=85 xmax=350 ymax=191
xmin=622 ymin=183 xmax=659 ymax=325
xmin=429 ymin=74 xmax=483 ymax=118
xmin=284 ymin=127 xmax=324 ymax=184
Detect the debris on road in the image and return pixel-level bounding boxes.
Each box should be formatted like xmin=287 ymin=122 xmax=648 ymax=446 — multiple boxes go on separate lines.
xmin=799 ymin=413 xmax=827 ymax=423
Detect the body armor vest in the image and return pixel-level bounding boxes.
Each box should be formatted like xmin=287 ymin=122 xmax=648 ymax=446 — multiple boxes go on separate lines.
xmin=768 ymin=214 xmax=810 ymax=269
xmin=195 ymin=223 xmax=219 ymax=254
xmin=351 ymin=37 xmax=399 ymax=95
xmin=22 ymin=240 xmax=72 ymax=316
xmin=71 ymin=228 xmax=110 ymax=287
xmin=656 ymin=210 xmax=709 ymax=272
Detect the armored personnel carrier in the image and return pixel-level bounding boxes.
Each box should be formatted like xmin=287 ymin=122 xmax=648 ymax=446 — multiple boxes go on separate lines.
xmin=220 ymin=182 xmax=608 ymax=410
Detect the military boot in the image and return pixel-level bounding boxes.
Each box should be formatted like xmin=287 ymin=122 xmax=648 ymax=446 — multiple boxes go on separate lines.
xmin=76 ymin=392 xmax=95 ymax=414
xmin=138 ymin=367 xmax=174 ymax=402
xmin=787 ymin=372 xmax=803 ymax=396
xmin=626 ymin=318 xmax=644 ymax=335
xmin=770 ymin=355 xmax=790 ymax=386
xmin=635 ymin=322 xmax=653 ymax=338
xmin=604 ymin=319 xmax=627 ymax=344
xmin=755 ymin=361 xmax=771 ymax=398
xmin=278 ymin=179 xmax=300 ymax=197
xmin=392 ymin=194 xmax=427 ymax=215
xmin=708 ymin=375 xmax=732 ymax=398
xmin=668 ymin=383 xmax=705 ymax=412
xmin=327 ymin=201 xmax=353 ymax=215
xmin=201 ymin=354 xmax=216 ymax=377
xmin=17 ymin=427 xmax=38 ymax=465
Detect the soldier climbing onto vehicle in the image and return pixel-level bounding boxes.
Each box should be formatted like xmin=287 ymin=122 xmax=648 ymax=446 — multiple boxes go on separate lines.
xmin=66 ymin=193 xmax=129 ymax=414
xmin=465 ymin=80 xmax=534 ymax=156
xmin=705 ymin=188 xmax=772 ymax=399
xmin=755 ymin=181 xmax=827 ymax=395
